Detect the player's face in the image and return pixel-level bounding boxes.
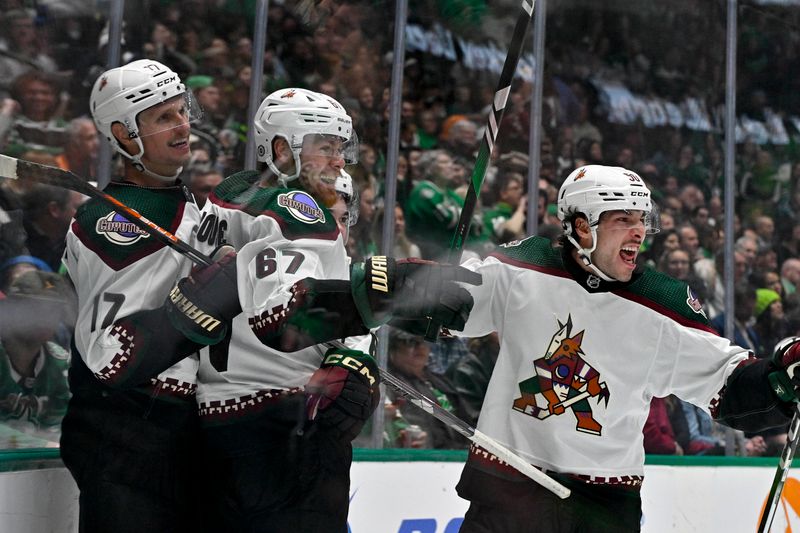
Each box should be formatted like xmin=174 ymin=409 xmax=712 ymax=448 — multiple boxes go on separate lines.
xmin=330 ymin=195 xmax=350 ymax=242
xmin=592 ymin=210 xmax=646 ymax=282
xmin=137 ymin=95 xmax=192 ymax=175
xmin=298 ymin=134 xmax=346 ymax=207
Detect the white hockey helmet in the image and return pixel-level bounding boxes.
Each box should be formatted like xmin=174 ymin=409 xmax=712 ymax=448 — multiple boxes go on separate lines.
xmin=90 ymin=59 xmax=201 ymax=180
xmin=252 ymin=88 xmax=358 ymax=184
xmin=335 ymin=169 xmax=359 ymax=227
xmin=558 ymin=165 xmax=659 ymax=280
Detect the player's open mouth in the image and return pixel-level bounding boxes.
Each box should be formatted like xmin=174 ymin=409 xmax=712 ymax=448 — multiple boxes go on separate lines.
xmin=620 ymin=246 xmax=638 ymax=267
xmin=169 ymin=139 xmax=189 ymax=149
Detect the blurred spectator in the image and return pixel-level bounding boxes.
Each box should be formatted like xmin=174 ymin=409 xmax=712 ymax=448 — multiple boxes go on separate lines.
xmin=776 ymin=222 xmax=800 ymax=266
xmin=54 ymin=117 xmax=99 ymax=181
xmin=188 ymin=168 xmax=223 ymax=208
xmin=440 ymin=116 xmax=478 ymax=161
xmin=0 ymin=9 xmax=59 ymax=96
xmin=658 ymin=248 xmax=709 ymax=307
xmin=678 ymin=223 xmax=704 ymax=262
xmin=483 ymin=170 xmax=527 ymax=245
xmin=694 ymin=250 xmax=747 ymax=320
xmin=415 ymin=108 xmax=440 ymax=150
xmin=781 ymin=258 xmax=800 ymax=296
xmin=348 ymin=179 xmax=378 ymax=262
xmin=1 ymin=70 xmax=67 ymax=162
xmin=372 ymin=204 xmax=421 ymax=259
xmin=710 ymin=283 xmax=760 ymax=354
xmin=0 ymin=270 xmax=75 ymax=441
xmin=21 ymin=184 xmax=84 ymax=272
xmin=753 ymin=214 xmax=776 ymax=251
xmin=642 ymin=228 xmax=680 ymax=269
xmin=145 ymin=21 xmax=195 ymax=78
xmin=186 ymin=75 xmax=224 ymax=163
xmin=643 ymin=396 xmax=683 ymax=455
xmin=385 ymin=328 xmax=466 ymax=449
xmin=754 ymin=288 xmax=790 ymax=356
xmin=678 ymin=398 xmax=766 ymax=456
xmin=405 ymin=149 xmax=485 ymax=260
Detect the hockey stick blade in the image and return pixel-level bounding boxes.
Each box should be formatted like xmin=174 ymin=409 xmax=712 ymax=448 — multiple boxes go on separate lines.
xmin=381 ymin=369 xmax=570 ymax=499
xmin=757 ymin=403 xmax=800 ymax=532
xmin=0 ymin=154 xmax=213 ymax=267
xmin=425 ymin=0 xmax=535 ymax=341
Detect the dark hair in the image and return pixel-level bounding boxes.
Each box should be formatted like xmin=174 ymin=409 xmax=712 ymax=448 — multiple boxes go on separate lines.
xmin=10 ymin=70 xmax=60 ymax=103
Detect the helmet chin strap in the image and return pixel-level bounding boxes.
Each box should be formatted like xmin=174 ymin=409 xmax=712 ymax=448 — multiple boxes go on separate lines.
xmin=124 ymin=138 xmax=182 ymax=183
xmin=567 ymin=229 xmax=617 ymax=282
xmin=268 ymin=153 xmax=301 ymax=187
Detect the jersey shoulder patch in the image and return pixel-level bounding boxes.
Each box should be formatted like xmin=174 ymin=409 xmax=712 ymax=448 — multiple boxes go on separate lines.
xmin=625 ymin=268 xmax=711 ymax=327
xmin=71 ymin=183 xmax=188 ymax=270
xmin=490 ymin=235 xmax=565 ymax=271
xmin=210 ymin=171 xmax=339 ymax=241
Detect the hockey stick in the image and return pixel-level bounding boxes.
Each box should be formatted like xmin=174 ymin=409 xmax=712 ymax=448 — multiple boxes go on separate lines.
xmin=0 ymin=154 xmax=214 ymax=267
xmin=425 ymin=0 xmax=535 ymax=341
xmin=381 ymin=370 xmax=570 ymax=499
xmin=757 ymin=404 xmax=800 ymax=532
xmin=2 ymin=152 xmax=568 ymax=498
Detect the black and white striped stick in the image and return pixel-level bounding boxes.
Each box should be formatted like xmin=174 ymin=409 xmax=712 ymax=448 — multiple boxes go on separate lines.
xmin=758 ymin=404 xmax=800 ymax=532
xmin=425 ymin=0 xmax=535 ymax=341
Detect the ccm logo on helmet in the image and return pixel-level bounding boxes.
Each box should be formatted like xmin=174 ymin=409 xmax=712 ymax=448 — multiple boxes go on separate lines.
xmin=630 ymin=191 xmax=649 ymax=197
xmin=323 ymin=352 xmax=376 ymax=385
xmin=156 ymin=76 xmax=176 ymax=87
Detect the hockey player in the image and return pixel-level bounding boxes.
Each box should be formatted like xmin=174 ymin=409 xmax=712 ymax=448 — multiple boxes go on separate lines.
xmin=186 ymin=88 xmax=479 ymax=532
xmin=454 ymin=164 xmax=800 ymax=532
xmin=59 ymin=60 xmax=220 ymax=532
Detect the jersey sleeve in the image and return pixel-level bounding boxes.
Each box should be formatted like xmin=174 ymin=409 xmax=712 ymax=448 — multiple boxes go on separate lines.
xmin=456 ymin=255 xmax=507 ymax=339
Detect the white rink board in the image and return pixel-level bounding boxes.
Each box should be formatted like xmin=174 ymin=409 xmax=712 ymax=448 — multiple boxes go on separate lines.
xmin=348 ymin=462 xmax=787 ymax=533
xmin=0 ymin=460 xmax=795 ymax=532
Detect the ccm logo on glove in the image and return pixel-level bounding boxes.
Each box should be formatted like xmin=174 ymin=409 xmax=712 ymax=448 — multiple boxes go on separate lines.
xmin=323 ymin=351 xmax=377 ymax=386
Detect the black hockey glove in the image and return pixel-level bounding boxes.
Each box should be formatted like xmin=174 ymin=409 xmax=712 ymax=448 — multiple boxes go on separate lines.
xmin=165 ymin=245 xmax=241 ymax=345
xmin=350 ymin=256 xmax=481 ymax=330
xmin=769 ymin=336 xmax=800 ymax=402
xmin=305 ymin=348 xmax=381 ymax=441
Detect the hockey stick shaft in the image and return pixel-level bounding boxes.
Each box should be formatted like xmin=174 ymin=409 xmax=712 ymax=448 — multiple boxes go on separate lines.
xmin=0 ymin=154 xmax=213 ymax=267
xmin=758 ymin=404 xmax=800 ymax=532
xmin=425 ymin=0 xmax=535 ymax=341
xmin=381 ymin=370 xmax=570 ymax=499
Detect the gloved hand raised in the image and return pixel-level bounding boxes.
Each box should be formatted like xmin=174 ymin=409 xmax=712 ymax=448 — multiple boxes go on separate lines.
xmin=769 ymin=336 xmax=800 ymax=402
xmin=351 ymin=256 xmax=482 ymax=330
xmin=165 ymin=245 xmax=241 ymax=345
xmin=306 ymin=348 xmax=381 ymax=441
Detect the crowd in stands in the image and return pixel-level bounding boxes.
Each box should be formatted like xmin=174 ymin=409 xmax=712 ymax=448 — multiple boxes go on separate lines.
xmin=1 ymin=0 xmax=800 ymax=454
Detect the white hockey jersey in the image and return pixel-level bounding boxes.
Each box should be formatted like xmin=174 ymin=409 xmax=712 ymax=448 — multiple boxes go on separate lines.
xmin=196 ymin=171 xmax=353 ymax=423
xmin=63 ymin=181 xmax=224 ymax=397
xmin=458 ymin=236 xmax=749 ymax=481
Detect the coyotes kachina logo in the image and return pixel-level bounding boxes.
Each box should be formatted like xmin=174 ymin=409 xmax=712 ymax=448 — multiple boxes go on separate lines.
xmin=512 ymin=315 xmax=610 ymax=436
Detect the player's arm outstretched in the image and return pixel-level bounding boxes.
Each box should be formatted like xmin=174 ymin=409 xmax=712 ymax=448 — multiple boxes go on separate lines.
xmin=165 ymin=239 xmax=481 ymax=353
xmin=715 ymin=337 xmax=800 ymax=431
